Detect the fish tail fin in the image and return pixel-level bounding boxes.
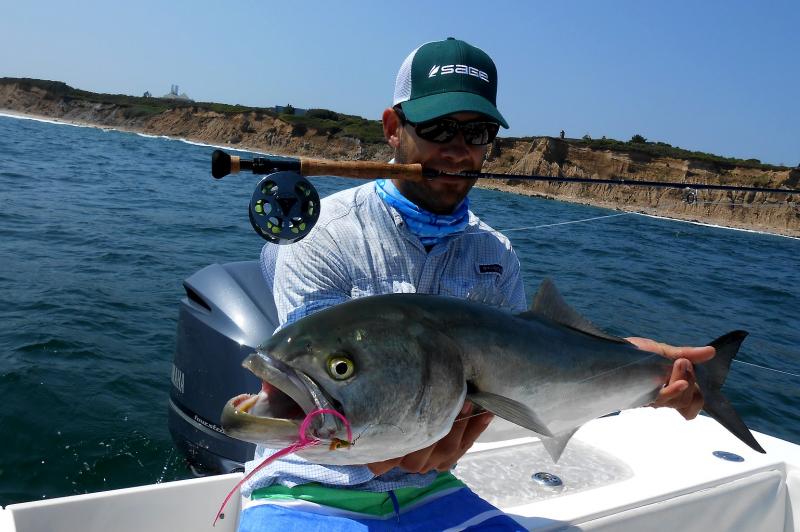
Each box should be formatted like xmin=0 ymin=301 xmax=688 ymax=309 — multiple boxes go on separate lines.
xmin=697 ymin=331 xmax=765 ymax=454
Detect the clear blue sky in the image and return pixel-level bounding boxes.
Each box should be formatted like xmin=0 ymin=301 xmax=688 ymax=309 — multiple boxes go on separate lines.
xmin=2 ymin=0 xmax=798 ymax=165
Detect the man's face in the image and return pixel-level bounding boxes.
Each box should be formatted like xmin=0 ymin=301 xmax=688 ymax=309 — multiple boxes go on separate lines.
xmin=383 ymin=109 xmax=490 ymax=214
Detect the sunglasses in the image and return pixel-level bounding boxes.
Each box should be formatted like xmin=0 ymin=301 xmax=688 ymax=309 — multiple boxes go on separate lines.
xmin=396 ymin=108 xmax=500 ymax=146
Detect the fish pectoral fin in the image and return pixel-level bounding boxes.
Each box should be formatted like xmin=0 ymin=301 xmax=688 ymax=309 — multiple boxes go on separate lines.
xmin=467 ymin=392 xmax=554 ymax=438
xmin=523 ymin=278 xmax=628 ymax=344
xmin=541 ymin=428 xmax=579 ymax=463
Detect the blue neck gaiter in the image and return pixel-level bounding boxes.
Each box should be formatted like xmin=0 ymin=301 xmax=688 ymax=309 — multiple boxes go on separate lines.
xmin=375 ymin=179 xmax=469 ymax=247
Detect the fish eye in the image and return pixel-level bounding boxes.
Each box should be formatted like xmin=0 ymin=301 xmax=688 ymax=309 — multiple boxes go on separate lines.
xmin=327 ymin=356 xmax=355 ymax=380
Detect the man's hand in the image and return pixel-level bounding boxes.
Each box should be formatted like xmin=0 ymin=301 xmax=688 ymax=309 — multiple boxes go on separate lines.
xmin=366 ymin=401 xmax=493 ymax=475
xmin=626 ymin=336 xmax=715 ymax=420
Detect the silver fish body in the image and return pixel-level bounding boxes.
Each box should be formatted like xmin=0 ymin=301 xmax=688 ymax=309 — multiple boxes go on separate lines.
xmin=221 ymin=279 xmax=764 ymax=464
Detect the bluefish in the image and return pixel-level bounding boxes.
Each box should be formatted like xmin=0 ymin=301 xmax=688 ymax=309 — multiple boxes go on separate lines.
xmin=221 ymin=279 xmax=764 ymax=464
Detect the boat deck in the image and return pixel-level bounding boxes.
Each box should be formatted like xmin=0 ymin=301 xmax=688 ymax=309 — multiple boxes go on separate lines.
xmin=2 ymin=408 xmax=798 ymax=531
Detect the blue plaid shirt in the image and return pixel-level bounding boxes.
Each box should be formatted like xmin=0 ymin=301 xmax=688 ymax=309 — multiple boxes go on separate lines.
xmin=242 ymin=181 xmax=526 ymax=497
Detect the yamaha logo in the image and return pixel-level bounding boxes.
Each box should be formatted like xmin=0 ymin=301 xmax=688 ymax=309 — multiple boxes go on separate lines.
xmin=428 ymin=64 xmax=490 ymax=82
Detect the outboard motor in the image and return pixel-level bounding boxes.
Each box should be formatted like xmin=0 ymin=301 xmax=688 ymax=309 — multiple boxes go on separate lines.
xmin=168 ymin=257 xmax=278 ymax=474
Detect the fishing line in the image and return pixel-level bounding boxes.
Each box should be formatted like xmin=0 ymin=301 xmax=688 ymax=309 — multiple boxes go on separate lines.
xmin=570 ymin=354 xmax=664 ymax=387
xmin=217 ymin=151 xmax=798 ymax=382
xmin=451 ymin=360 xmax=800 ymax=424
xmin=495 ymin=212 xmax=633 ymax=233
xmin=632 ymin=211 xmax=800 ymax=240
xmin=693 ymin=201 xmax=799 ymax=208
xmin=553 ymin=351 xmax=799 ymax=386
xmin=359 ymin=211 xmax=633 ymax=246
xmin=684 ymin=189 xmax=798 ymax=209
xmin=211 ymin=150 xmax=799 ymax=245
xmin=352 ymin=422 xmax=407 ymax=444
xmin=212 ymin=408 xmax=353 ymax=526
xmin=455 ymin=411 xmax=496 ymax=423
xmin=732 ymin=360 xmax=800 ymax=379
xmin=155 ymin=447 xmax=175 ymax=484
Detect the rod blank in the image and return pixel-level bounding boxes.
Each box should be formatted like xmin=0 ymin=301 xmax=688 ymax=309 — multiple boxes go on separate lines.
xmin=211 ymin=150 xmax=800 ymax=195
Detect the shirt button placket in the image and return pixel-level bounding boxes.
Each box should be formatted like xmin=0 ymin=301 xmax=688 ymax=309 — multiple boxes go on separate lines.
xmin=417 ymin=244 xmax=448 ymax=293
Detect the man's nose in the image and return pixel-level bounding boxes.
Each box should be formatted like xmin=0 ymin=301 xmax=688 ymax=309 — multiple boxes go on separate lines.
xmin=440 ymin=130 xmax=471 ymax=159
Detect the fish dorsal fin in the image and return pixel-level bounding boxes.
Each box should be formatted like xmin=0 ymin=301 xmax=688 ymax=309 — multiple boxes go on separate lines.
xmin=468 ymin=392 xmax=554 ymax=437
xmin=541 ymin=428 xmax=579 ymax=463
xmin=521 ymin=278 xmax=628 ymax=344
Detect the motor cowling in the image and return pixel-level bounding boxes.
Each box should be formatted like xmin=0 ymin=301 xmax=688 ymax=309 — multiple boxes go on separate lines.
xmin=168 ymin=260 xmax=278 ymax=474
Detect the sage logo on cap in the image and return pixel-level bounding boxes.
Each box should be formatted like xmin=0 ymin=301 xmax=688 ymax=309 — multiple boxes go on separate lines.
xmin=393 ymin=37 xmax=508 ymax=128
xmin=428 ymin=63 xmax=490 ymax=82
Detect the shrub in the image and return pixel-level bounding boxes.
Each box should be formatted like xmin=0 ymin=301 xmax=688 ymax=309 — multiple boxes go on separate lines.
xmin=290 ymin=122 xmax=307 ymax=137
xmin=306 ymin=108 xmax=340 ymax=121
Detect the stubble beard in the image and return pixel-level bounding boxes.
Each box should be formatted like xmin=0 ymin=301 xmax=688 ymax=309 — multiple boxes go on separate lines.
xmin=392 ymin=137 xmax=480 ymax=215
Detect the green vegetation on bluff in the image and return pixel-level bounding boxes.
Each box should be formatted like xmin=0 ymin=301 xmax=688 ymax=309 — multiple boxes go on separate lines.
xmin=499 ymin=131 xmax=787 ymax=171
xmin=279 ymin=108 xmax=384 ymax=144
xmin=0 ymin=77 xmax=387 ymax=143
xmin=576 ymin=134 xmax=785 ymax=171
xmin=0 ymin=78 xmax=249 ymax=117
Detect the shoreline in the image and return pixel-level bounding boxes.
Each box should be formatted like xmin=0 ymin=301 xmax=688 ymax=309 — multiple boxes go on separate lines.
xmin=476 ymin=182 xmax=800 ymax=240
xmin=3 ymin=109 xmax=798 ymax=240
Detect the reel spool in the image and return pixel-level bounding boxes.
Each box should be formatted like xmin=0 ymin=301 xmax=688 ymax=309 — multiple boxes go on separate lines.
xmin=249 ymin=171 xmax=321 ymax=244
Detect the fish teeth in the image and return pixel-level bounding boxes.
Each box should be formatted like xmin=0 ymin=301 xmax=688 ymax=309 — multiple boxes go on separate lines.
xmin=235 ymin=394 xmax=259 ymax=413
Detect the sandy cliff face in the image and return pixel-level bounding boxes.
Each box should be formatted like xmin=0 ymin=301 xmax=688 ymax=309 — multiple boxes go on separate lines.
xmin=2 ymin=82 xmax=797 ymax=236
xmin=0 ymin=83 xmax=393 ymax=161
xmin=482 ymin=138 xmax=799 ymax=236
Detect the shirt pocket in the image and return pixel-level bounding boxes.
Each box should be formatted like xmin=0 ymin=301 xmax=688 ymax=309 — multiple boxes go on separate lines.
xmin=351 ymin=277 xmax=416 ymax=299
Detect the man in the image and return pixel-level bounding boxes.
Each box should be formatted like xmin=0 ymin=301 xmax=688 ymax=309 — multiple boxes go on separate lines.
xmin=238 ymin=37 xmax=710 ymax=531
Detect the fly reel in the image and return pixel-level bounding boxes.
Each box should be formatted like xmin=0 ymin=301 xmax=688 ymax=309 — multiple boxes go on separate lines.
xmin=249 ymin=171 xmax=320 ymax=244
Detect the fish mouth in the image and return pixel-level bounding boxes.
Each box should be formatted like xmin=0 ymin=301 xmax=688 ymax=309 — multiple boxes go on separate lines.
xmin=221 ymin=351 xmax=344 ymax=445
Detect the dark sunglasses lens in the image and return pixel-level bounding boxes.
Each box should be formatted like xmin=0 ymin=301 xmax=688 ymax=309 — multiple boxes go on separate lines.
xmin=415 ymin=120 xmax=457 ymax=143
xmin=462 ymin=122 xmax=500 ymax=145
xmin=414 ymin=119 xmax=499 ymax=145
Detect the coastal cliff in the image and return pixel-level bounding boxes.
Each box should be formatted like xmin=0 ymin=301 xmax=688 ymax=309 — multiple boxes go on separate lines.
xmin=482 ymin=137 xmax=799 ymax=236
xmin=2 ymin=78 xmax=797 ymax=236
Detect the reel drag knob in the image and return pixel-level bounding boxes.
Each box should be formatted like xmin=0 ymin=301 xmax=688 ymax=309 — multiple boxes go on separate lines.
xmin=249 ymin=171 xmax=321 ymax=244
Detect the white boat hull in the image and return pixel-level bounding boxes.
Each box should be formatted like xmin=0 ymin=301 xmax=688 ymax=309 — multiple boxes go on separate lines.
xmin=3 ymin=408 xmax=798 ymax=532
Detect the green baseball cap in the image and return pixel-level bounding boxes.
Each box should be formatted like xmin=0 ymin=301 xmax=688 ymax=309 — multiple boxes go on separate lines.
xmin=393 ymin=37 xmax=508 ymax=128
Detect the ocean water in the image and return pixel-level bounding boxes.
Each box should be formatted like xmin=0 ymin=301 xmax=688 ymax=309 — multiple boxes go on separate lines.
xmin=0 ymin=114 xmax=798 ymax=506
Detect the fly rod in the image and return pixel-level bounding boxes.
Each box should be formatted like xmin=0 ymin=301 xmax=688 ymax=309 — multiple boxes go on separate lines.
xmin=212 ymin=150 xmax=800 ymax=196
xmin=210 ymin=150 xmax=798 ymax=245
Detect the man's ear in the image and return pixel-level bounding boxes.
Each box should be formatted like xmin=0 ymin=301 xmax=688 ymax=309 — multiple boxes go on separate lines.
xmin=382 ymin=107 xmax=402 ymax=149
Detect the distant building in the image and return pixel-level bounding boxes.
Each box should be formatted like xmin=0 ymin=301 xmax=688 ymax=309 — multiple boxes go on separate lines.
xmin=160 ymin=84 xmax=193 ymax=102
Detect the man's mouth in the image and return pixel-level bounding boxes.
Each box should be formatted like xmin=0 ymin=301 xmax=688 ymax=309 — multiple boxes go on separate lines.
xmin=424 ymin=166 xmax=479 ymax=183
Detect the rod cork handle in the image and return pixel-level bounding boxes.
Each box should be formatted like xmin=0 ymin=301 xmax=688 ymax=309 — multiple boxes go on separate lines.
xmin=229 ymin=155 xmax=241 ymax=175
xmin=300 ymin=159 xmax=424 ymax=182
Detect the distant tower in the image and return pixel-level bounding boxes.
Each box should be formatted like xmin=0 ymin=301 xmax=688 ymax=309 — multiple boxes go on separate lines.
xmin=171 ymin=84 xmax=179 ymax=97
